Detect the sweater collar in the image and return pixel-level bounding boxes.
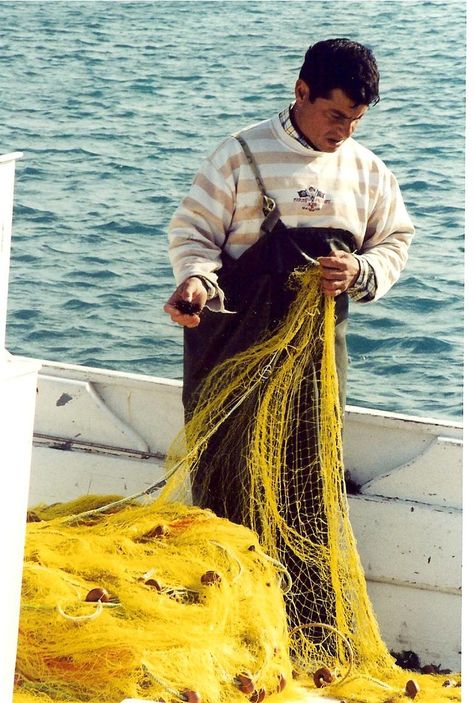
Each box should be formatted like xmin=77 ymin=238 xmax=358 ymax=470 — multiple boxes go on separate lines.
xmin=279 ymin=103 xmax=320 ymax=151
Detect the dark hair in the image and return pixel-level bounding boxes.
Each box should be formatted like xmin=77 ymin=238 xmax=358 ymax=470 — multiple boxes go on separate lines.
xmin=299 ymin=38 xmax=380 ymax=106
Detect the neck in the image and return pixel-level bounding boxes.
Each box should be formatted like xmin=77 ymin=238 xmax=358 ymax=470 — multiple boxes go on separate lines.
xmin=289 ymin=105 xmax=321 ymax=151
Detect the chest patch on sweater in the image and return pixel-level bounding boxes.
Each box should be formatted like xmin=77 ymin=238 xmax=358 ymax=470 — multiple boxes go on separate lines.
xmin=294 ymin=187 xmax=330 ymax=212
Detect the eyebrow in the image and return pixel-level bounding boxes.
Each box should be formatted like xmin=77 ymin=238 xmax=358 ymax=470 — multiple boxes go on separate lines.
xmin=331 ymin=108 xmax=366 ymax=120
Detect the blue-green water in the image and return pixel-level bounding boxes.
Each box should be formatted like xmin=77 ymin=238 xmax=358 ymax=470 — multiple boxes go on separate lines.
xmin=0 ymin=0 xmax=465 ymax=420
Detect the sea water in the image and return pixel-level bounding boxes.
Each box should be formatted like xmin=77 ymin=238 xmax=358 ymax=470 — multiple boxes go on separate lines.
xmin=0 ymin=0 xmax=465 ymax=420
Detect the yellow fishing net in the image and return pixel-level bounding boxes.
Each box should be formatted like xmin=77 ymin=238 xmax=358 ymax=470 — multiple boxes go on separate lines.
xmin=16 ymin=498 xmax=296 ymax=703
xmin=14 ymin=266 xmax=461 ymax=703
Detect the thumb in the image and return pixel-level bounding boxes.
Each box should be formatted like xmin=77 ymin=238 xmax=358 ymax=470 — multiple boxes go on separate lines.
xmin=179 ymin=279 xmax=197 ymax=301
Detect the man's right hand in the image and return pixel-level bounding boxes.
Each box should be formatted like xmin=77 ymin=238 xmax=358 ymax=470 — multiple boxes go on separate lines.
xmin=163 ymin=276 xmax=208 ymax=328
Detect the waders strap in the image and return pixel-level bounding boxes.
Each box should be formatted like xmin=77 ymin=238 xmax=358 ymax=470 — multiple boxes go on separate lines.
xmin=234 ymin=134 xmax=281 ymax=231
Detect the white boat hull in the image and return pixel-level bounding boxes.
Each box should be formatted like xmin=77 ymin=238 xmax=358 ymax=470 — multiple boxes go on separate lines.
xmin=23 ymin=356 xmax=462 ymax=671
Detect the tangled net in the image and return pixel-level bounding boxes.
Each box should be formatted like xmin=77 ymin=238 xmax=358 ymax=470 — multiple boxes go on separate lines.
xmin=15 ymin=266 xmax=461 ymax=703
xmin=16 ymin=498 xmax=296 ymax=703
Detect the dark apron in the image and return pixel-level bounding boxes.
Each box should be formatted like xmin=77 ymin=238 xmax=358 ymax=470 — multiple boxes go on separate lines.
xmin=183 ymin=220 xmax=356 ymax=632
xmin=183 ymin=219 xmax=355 ymax=416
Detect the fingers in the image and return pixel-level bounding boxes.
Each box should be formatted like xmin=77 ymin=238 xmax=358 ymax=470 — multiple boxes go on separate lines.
xmin=163 ymin=302 xmax=201 ymax=328
xmin=163 ymin=277 xmax=208 ymax=328
xmin=318 ymin=252 xmax=359 ymax=296
xmin=318 ymin=258 xmax=348 ymax=297
xmin=317 ymin=253 xmax=347 ymax=269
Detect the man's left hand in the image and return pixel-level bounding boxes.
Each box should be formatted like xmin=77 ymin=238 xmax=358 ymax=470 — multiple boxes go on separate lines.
xmin=318 ymin=250 xmax=359 ymax=296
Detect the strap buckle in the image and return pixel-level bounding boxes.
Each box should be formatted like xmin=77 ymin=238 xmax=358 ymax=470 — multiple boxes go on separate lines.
xmin=263 ymin=194 xmax=276 ymax=217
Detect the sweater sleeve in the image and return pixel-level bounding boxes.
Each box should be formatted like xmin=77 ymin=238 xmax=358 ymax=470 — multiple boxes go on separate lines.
xmin=357 ymin=168 xmax=415 ymax=302
xmin=168 ymin=139 xmax=239 ymax=291
xmin=348 ymin=256 xmax=377 ymax=302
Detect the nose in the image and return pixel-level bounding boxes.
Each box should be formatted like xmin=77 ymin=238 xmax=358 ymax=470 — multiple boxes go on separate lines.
xmin=337 ymin=119 xmax=355 ymax=139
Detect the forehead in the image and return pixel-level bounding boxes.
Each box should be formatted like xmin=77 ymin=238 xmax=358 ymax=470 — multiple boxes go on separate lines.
xmin=320 ymin=88 xmax=369 ymax=118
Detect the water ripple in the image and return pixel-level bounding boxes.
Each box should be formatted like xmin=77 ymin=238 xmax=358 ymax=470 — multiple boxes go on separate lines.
xmin=1 ymin=0 xmax=465 ymax=421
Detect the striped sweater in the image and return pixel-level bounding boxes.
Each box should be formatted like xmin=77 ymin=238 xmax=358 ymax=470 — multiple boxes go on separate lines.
xmin=168 ymin=113 xmax=415 ymax=306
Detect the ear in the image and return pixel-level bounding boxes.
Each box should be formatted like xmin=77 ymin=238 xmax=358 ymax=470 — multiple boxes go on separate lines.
xmin=294 ymin=78 xmax=310 ymax=105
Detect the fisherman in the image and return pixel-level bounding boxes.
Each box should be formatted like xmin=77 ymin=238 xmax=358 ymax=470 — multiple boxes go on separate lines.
xmin=164 ymin=38 xmax=414 ymax=627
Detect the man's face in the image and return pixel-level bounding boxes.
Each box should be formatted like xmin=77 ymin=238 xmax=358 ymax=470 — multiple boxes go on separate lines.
xmin=293 ymin=81 xmax=369 ymax=152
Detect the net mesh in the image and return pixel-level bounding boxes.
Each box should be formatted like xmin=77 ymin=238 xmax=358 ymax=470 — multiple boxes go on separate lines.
xmin=16 ymin=498 xmax=298 ymax=703
xmin=14 ymin=266 xmax=461 ymax=703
